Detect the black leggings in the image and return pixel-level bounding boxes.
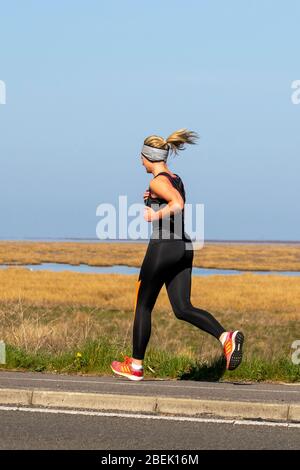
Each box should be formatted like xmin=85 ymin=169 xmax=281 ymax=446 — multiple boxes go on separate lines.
xmin=132 ymin=239 xmax=226 ymax=360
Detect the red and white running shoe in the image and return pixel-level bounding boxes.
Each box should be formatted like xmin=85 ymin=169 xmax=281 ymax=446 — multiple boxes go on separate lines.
xmin=111 ymin=356 xmax=144 ymax=381
xmin=223 ymin=330 xmax=244 ymax=370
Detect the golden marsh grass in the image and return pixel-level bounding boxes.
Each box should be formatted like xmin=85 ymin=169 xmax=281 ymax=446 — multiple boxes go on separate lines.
xmin=0 ymin=241 xmax=300 ymax=271
xmin=0 ymin=267 xmax=299 ymax=362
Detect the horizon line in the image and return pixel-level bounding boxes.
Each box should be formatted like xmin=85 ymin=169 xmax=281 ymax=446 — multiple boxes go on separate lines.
xmin=0 ymin=237 xmax=299 ymax=244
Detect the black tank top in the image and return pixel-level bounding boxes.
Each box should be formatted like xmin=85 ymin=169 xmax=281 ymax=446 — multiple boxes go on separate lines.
xmin=144 ymin=172 xmax=188 ymax=240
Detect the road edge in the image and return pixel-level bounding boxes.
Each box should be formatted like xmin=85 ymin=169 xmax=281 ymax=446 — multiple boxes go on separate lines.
xmin=0 ymin=388 xmax=299 ymax=422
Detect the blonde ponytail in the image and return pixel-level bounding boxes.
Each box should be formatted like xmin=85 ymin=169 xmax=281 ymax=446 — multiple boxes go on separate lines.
xmin=165 ymin=128 xmax=199 ymax=155
xmin=143 ymin=128 xmax=199 ymax=157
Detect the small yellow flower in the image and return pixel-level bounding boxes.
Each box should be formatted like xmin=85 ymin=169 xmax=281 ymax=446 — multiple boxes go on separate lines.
xmin=76 ymin=352 xmax=82 ymax=358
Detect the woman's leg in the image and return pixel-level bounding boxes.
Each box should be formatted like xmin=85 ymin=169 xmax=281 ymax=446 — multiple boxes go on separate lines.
xmin=132 ymin=240 xmax=186 ymax=361
xmin=165 ymin=247 xmax=226 ymax=339
xmin=132 ymin=273 xmax=165 ymax=361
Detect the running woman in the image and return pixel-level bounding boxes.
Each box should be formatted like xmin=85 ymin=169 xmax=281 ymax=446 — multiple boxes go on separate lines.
xmin=111 ymin=129 xmax=244 ymax=381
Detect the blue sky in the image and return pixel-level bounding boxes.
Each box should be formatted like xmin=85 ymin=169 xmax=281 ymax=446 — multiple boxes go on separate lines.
xmin=0 ymin=0 xmax=299 ymax=240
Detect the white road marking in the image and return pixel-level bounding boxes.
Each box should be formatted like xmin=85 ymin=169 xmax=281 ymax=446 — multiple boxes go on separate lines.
xmin=0 ymin=375 xmax=299 ymax=395
xmin=0 ymin=405 xmax=299 ymax=428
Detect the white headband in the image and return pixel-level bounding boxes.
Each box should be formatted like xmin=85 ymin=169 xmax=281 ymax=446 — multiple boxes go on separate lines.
xmin=141 ymin=144 xmax=169 ymax=162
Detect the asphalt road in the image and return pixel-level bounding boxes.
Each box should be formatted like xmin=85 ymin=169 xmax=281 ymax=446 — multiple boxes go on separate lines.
xmin=0 ymin=407 xmax=299 ymax=450
xmin=0 ymin=371 xmax=299 ymax=403
xmin=1 ymin=371 xmax=299 ymax=450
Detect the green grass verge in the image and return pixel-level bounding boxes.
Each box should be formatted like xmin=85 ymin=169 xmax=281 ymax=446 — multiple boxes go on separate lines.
xmin=1 ymin=340 xmax=300 ymax=383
